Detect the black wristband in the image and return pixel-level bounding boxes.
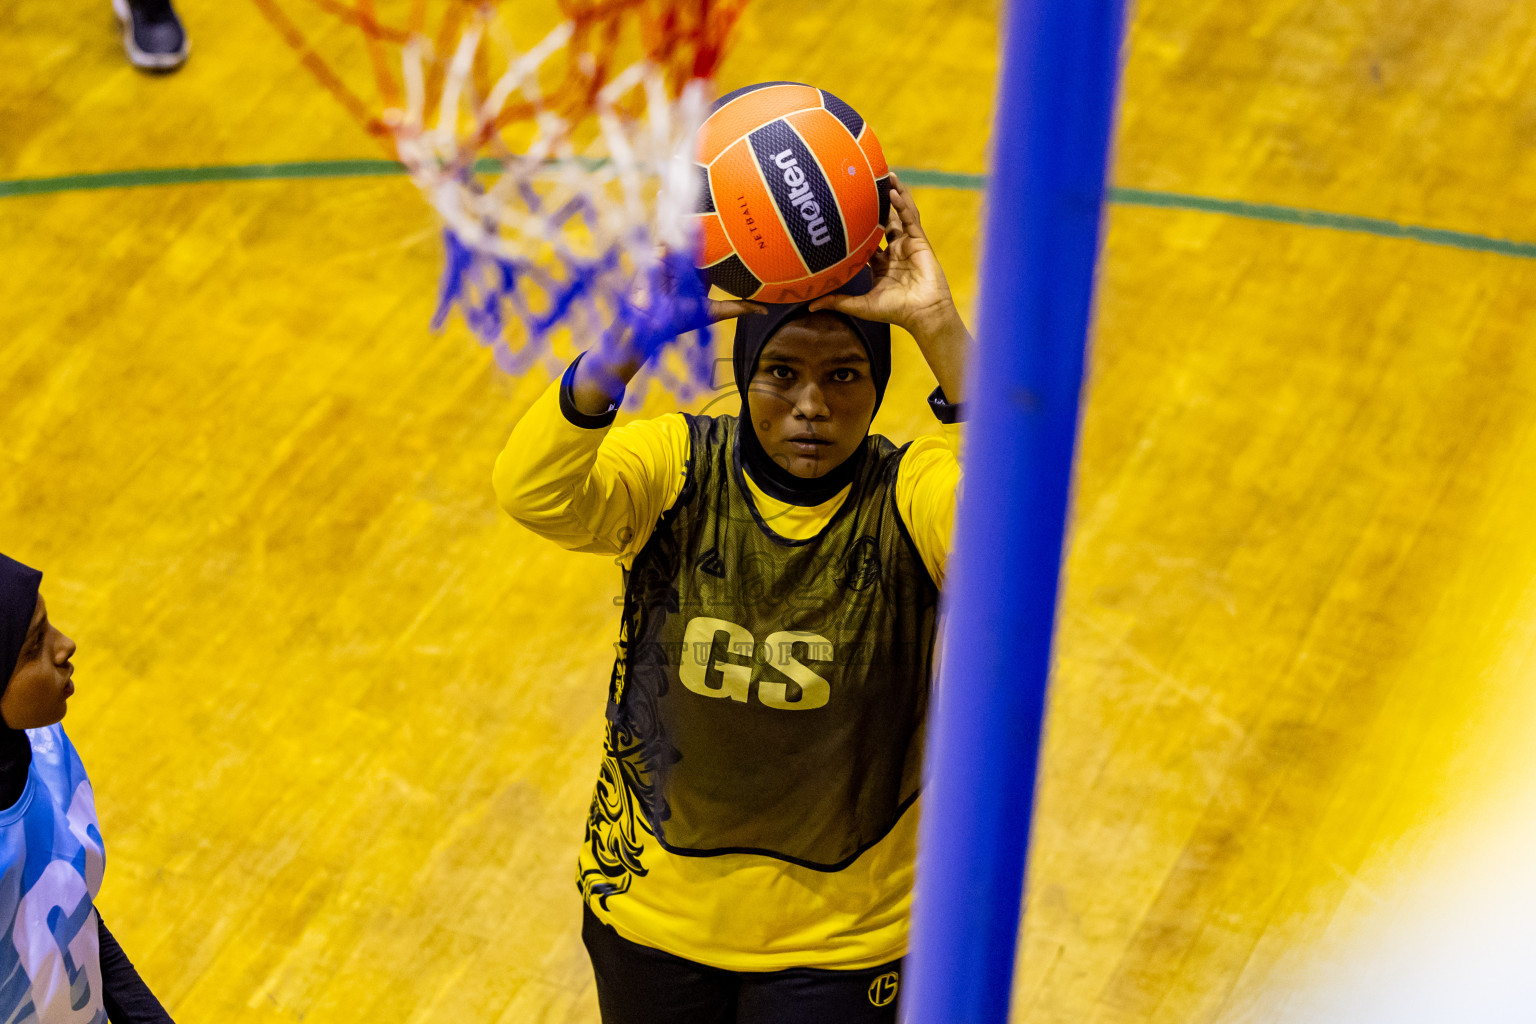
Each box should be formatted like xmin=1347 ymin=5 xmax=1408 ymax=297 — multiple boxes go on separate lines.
xmin=928 ymin=386 xmax=963 ymax=424
xmin=559 ymin=352 xmax=621 ymax=429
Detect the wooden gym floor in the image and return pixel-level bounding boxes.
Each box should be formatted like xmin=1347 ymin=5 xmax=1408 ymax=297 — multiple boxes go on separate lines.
xmin=5 ymin=0 xmax=1536 ymax=1020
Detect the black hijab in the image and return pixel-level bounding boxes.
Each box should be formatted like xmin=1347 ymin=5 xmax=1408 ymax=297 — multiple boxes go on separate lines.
xmin=0 ymin=554 xmax=42 ymax=808
xmin=732 ymin=268 xmax=892 ymax=506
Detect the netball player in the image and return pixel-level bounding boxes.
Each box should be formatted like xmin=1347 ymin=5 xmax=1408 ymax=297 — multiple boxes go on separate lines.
xmin=1 ymin=554 xmax=175 ymax=1023
xmin=495 ymin=173 xmax=968 ymax=1023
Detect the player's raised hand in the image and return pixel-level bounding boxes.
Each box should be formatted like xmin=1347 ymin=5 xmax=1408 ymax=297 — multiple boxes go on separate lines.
xmin=809 ymin=172 xmax=971 ymax=400
xmin=623 ymin=252 xmax=766 ymax=362
xmin=572 ymin=257 xmax=766 ymax=416
xmin=807 ymin=172 xmax=959 ymax=342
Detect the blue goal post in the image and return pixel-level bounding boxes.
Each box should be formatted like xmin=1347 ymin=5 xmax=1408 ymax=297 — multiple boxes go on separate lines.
xmin=903 ymin=1 xmax=1131 ymax=1021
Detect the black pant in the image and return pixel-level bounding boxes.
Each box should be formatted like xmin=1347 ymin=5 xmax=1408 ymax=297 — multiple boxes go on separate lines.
xmin=582 ymin=906 xmax=902 ymax=1024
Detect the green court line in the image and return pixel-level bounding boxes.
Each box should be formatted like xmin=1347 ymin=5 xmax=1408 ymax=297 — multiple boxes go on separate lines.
xmin=0 ymin=158 xmax=971 ymax=197
xmin=1110 ymin=186 xmax=1536 ymax=260
xmin=890 ymin=168 xmax=989 ymax=190
xmin=2 ymin=159 xmax=1532 ymax=261
xmin=0 ymin=160 xmax=406 ymax=196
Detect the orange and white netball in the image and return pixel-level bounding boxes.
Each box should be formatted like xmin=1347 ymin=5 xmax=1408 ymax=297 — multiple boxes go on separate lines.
xmin=694 ymin=82 xmax=891 ymax=303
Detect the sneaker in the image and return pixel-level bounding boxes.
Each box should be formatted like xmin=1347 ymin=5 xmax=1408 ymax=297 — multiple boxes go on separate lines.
xmin=112 ymin=0 xmax=190 ymax=71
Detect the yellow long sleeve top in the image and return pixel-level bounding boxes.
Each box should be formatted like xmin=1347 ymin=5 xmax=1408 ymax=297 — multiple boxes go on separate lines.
xmin=494 ymin=378 xmax=961 ymax=970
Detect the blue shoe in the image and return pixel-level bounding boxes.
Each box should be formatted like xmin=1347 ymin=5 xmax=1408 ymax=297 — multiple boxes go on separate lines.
xmin=112 ymin=0 xmax=190 ymax=71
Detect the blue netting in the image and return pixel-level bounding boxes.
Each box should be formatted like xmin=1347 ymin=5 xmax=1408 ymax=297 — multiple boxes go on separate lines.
xmin=431 ymin=227 xmax=715 ymax=402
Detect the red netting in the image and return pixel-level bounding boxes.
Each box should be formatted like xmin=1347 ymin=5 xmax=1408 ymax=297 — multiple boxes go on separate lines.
xmin=249 ymin=0 xmax=747 ymax=155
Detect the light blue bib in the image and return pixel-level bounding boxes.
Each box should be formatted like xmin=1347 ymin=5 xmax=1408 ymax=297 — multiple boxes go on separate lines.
xmin=0 ymin=726 xmax=106 ymax=1024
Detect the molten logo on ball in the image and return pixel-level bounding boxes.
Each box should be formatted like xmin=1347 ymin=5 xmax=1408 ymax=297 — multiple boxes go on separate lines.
xmin=772 ymin=149 xmax=833 ymax=248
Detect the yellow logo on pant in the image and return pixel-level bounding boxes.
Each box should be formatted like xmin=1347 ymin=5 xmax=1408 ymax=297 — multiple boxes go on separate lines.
xmin=868 ymin=970 xmax=899 ymax=1007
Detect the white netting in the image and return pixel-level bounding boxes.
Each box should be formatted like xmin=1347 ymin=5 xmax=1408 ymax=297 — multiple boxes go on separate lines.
xmin=385 ymin=10 xmax=719 ymax=398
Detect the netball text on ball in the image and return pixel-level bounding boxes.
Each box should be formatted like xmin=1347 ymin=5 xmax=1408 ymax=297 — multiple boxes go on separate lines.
xmin=771 ymin=150 xmax=835 ymax=248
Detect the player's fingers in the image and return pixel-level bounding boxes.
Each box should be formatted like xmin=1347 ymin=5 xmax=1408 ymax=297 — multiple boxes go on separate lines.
xmin=884 ymin=199 xmax=907 ymax=243
xmin=807 ymin=292 xmax=874 ymax=318
xmin=889 ymin=180 xmax=927 ymax=240
xmin=888 ymin=172 xmax=922 ymax=221
xmin=888 ymin=169 xmax=918 ymax=213
xmin=709 ymin=299 xmax=768 ymax=323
